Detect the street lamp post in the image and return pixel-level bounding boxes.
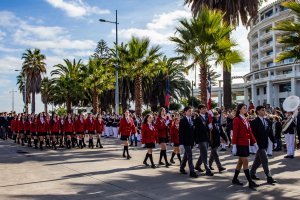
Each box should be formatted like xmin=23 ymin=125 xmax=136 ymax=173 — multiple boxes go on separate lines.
xmin=15 ymin=70 xmax=27 ymax=113
xmin=99 ymin=10 xmax=119 ymax=115
xmin=9 ymin=89 xmax=17 ymax=113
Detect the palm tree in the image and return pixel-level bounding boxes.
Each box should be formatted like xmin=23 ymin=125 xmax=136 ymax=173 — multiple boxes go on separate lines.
xmin=184 ymin=0 xmax=264 ymax=109
xmin=273 ymin=1 xmax=300 ymax=63
xmin=21 ymin=48 xmax=46 ymax=113
xmin=170 ymin=7 xmax=236 ymax=104
xmin=16 ymin=71 xmax=30 ymax=112
xmin=41 ymin=77 xmax=53 ymax=114
xmin=118 ymin=36 xmax=162 ymax=116
xmin=82 ymin=58 xmax=115 ymax=114
xmin=51 ymin=59 xmax=84 ymax=113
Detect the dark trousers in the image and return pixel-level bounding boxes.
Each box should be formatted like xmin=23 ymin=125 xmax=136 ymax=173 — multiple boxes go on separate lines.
xmin=180 ymin=146 xmax=194 ymax=172
xmin=209 ymin=147 xmax=222 ymax=168
xmin=275 ymin=138 xmax=282 ymax=149
xmin=195 ymin=142 xmax=210 ymax=171
xmin=226 ymin=129 xmax=232 ymax=144
xmin=250 ymin=149 xmax=271 ymax=177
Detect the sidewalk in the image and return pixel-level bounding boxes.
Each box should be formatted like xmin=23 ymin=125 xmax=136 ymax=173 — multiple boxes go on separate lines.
xmin=0 ymin=139 xmax=299 ymax=200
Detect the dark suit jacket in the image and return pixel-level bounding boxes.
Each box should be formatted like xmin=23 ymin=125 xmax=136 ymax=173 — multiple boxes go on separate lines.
xmin=250 ymin=117 xmax=275 ymax=149
xmin=0 ymin=117 xmax=9 ymax=128
xmin=297 ymin=114 xmax=300 ymax=134
xmin=179 ymin=117 xmax=194 ymax=146
xmin=274 ymin=121 xmax=282 ymax=139
xmin=194 ymin=115 xmax=209 ymax=143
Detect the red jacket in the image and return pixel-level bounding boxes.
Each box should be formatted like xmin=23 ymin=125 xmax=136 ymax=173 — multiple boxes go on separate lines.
xmin=37 ymin=118 xmax=47 ymax=133
xmin=75 ymin=118 xmax=85 ymax=133
xmin=59 ymin=120 xmax=65 ymax=132
xmin=46 ymin=119 xmax=51 ymax=132
xmin=30 ymin=120 xmax=37 ymax=133
xmin=64 ymin=119 xmax=74 ymax=133
xmin=170 ymin=125 xmax=179 ymax=144
xmin=155 ymin=116 xmax=169 ymax=139
xmin=141 ymin=123 xmax=158 ymax=144
xmin=232 ymin=116 xmax=256 ymax=146
xmin=85 ymin=118 xmax=95 ymax=132
xmin=23 ymin=121 xmax=30 ymax=131
xmin=95 ymin=119 xmax=104 ymax=133
xmin=51 ymin=119 xmax=60 ymax=133
xmin=118 ymin=117 xmax=136 ymax=137
xmin=15 ymin=120 xmax=23 ymax=132
xmin=11 ymin=119 xmax=16 ymax=132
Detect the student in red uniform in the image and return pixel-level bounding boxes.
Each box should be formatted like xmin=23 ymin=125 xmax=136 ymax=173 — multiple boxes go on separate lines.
xmin=85 ymin=113 xmax=95 ymax=148
xmin=25 ymin=115 xmax=32 ymax=147
xmin=75 ymin=113 xmax=86 ymax=149
xmin=58 ymin=115 xmax=65 ymax=148
xmin=71 ymin=115 xmax=78 ymax=148
xmin=64 ymin=114 xmax=74 ymax=149
xmin=11 ymin=115 xmax=17 ymax=143
xmin=15 ymin=114 xmax=22 ymax=144
xmin=37 ymin=113 xmax=47 ymax=150
xmin=232 ymin=103 xmax=259 ymax=190
xmin=141 ymin=114 xmax=158 ymax=168
xmin=169 ymin=117 xmax=181 ymax=164
xmin=95 ymin=114 xmax=104 ymax=148
xmin=118 ymin=110 xmax=136 ymax=159
xmin=45 ymin=114 xmax=51 ymax=148
xmin=155 ymin=107 xmax=171 ymax=167
xmin=50 ymin=113 xmax=60 ymax=150
xmin=30 ymin=115 xmax=38 ymax=149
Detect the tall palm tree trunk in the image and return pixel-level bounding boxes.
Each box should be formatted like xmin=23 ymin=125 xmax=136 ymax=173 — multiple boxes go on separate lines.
xmin=223 ymin=68 xmax=232 ymax=109
xmin=92 ymin=89 xmax=99 ymax=114
xmin=199 ymin=64 xmax=208 ymax=104
xmin=31 ymin=92 xmax=35 ymax=114
xmin=134 ymin=75 xmax=143 ymax=116
xmin=66 ymin=98 xmax=72 ymax=113
xmin=44 ymin=102 xmax=48 ymax=114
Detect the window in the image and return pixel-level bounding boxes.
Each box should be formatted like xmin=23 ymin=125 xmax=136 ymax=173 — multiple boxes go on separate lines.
xmin=257 ymin=88 xmax=260 ymax=95
xmin=280 ymin=5 xmax=288 ymax=12
xmin=263 ymin=87 xmax=267 ymax=94
xmin=267 ymin=62 xmax=273 ymax=67
xmin=266 ymin=39 xmax=273 ymax=45
xmin=265 ymin=9 xmax=273 ymax=18
xmin=279 ymin=83 xmax=291 ymax=92
xmin=266 ymin=50 xmax=273 ymax=56
xmin=283 ymin=58 xmax=295 ymax=64
xmin=283 ymin=69 xmax=292 ymax=74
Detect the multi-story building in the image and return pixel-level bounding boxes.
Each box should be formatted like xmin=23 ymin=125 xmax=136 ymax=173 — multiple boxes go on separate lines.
xmin=244 ymin=0 xmax=300 ymax=108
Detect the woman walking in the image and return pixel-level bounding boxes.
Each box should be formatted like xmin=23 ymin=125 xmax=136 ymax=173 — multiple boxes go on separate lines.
xmin=169 ymin=117 xmax=181 ymax=164
xmin=232 ymin=104 xmax=259 ymax=190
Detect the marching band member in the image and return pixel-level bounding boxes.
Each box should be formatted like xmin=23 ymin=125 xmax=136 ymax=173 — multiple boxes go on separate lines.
xmin=231 ymin=104 xmax=259 ymax=190
xmin=112 ymin=114 xmax=119 ymax=139
xmin=118 ymin=110 xmax=136 ymax=159
xmin=155 ymin=107 xmax=171 ymax=167
xmin=95 ymin=114 xmax=104 ymax=148
xmin=169 ymin=117 xmax=181 ymax=164
xmin=142 ymin=114 xmax=157 ymax=168
xmin=283 ymin=111 xmax=296 ymax=159
xmin=273 ymin=116 xmax=282 ymax=151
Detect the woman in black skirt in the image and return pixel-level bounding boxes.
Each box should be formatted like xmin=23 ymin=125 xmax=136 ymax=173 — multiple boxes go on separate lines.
xmin=142 ymin=114 xmax=157 ymax=168
xmin=231 ymin=104 xmax=259 ymax=190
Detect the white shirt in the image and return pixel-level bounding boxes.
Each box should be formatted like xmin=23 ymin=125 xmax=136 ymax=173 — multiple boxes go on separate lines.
xmin=239 ymin=114 xmax=249 ymax=129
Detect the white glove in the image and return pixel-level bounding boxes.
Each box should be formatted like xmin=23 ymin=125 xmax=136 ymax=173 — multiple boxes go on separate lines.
xmin=232 ymin=144 xmax=237 ymax=156
xmin=171 ymin=143 xmax=174 ymax=147
xmin=208 ymin=123 xmax=213 ymax=129
xmin=165 ymin=120 xmax=170 ymax=126
xmin=254 ymin=143 xmax=259 ymax=151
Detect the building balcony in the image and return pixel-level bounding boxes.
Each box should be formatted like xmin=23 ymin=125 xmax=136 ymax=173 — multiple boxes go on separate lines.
xmin=261 ymin=55 xmax=273 ymax=63
xmin=252 ymin=49 xmax=258 ymax=56
xmin=260 ymin=43 xmax=273 ymax=51
xmin=260 ymin=32 xmax=272 ymax=41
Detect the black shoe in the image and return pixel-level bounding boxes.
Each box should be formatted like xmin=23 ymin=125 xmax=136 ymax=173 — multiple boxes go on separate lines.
xmin=251 ymin=174 xmax=260 ymax=180
xmin=190 ymin=172 xmax=198 ymax=178
xmin=122 ymin=154 xmax=126 ymax=158
xmin=206 ymin=171 xmax=214 ymax=176
xmin=209 ymin=166 xmax=215 ymax=170
xmin=220 ymin=148 xmax=226 ymax=152
xmin=267 ymin=154 xmax=272 ymax=157
xmin=180 ymin=169 xmax=188 ymax=174
xmin=165 ymin=162 xmax=171 ymax=168
xmin=143 ymin=161 xmax=149 ymax=166
xmin=195 ymin=166 xmax=204 ymax=172
xmin=170 ymin=159 xmax=175 ymax=164
xmin=218 ymin=167 xmax=226 ymax=172
xmin=273 ymin=148 xmax=281 ymax=151
xmin=267 ymin=177 xmax=277 ymax=184
xmin=159 ymin=161 xmax=165 ymax=165
xmin=151 ymin=164 xmax=156 ymax=169
xmin=100 ymin=145 xmax=103 ymax=148
xmin=249 ymin=181 xmax=259 ymax=190
xmin=284 ymin=155 xmax=293 ymax=159
xmin=127 ymin=155 xmax=131 ymax=159
xmin=232 ymin=179 xmax=244 ymax=186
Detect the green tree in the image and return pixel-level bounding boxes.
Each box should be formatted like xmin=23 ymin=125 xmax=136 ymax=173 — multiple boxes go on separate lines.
xmin=170 ymin=7 xmax=236 ymax=104
xmin=21 ymin=48 xmax=46 ymax=113
xmin=273 ymin=1 xmax=300 ymax=62
xmin=184 ymin=0 xmax=264 ymax=109
xmin=118 ymin=36 xmax=162 ymax=116
xmin=41 ymin=77 xmax=53 ymax=114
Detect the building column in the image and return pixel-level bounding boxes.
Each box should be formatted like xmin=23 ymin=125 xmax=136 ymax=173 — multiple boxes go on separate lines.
xmin=244 ymin=87 xmax=249 ymax=106
xmin=251 ymin=83 xmax=257 ymax=106
xmin=218 ymin=88 xmax=222 ymax=107
xmin=267 ymin=81 xmax=272 ymax=104
xmin=291 ymin=77 xmax=296 ymax=95
xmin=273 ymin=84 xmax=278 ymax=107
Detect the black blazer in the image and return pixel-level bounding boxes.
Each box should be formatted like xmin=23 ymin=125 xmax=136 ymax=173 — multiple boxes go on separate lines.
xmin=274 ymin=121 xmax=282 ymax=139
xmin=297 ymin=114 xmax=300 ymax=132
xmin=194 ymin=115 xmax=209 ymax=143
xmin=179 ymin=117 xmax=194 ymax=146
xmin=0 ymin=117 xmax=9 ymax=128
xmin=250 ymin=117 xmax=275 ymax=149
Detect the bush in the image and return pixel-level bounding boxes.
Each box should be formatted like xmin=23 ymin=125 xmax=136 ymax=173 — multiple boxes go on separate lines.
xmin=169 ymin=102 xmax=181 ymax=111
xmin=187 ymin=96 xmax=200 ymax=108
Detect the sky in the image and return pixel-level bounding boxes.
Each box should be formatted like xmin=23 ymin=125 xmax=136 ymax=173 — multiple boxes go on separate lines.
xmin=0 ymin=0 xmax=276 ymax=113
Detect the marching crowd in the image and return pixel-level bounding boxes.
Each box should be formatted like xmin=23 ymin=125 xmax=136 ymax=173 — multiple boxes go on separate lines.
xmin=0 ymin=103 xmax=300 ymax=190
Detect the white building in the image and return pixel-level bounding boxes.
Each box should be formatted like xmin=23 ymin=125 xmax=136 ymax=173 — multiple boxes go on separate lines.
xmin=245 ymin=0 xmax=300 ymax=108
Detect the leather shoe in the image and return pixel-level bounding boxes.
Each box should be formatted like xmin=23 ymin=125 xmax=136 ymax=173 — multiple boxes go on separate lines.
xmin=218 ymin=167 xmax=226 ymax=172
xmin=195 ymin=166 xmax=204 ymax=172
xmin=249 ymin=181 xmax=259 ymax=190
xmin=209 ymin=166 xmax=215 ymax=170
xmin=206 ymin=171 xmax=214 ymax=176
xmin=190 ymin=171 xmax=198 ymax=178
xmin=251 ymin=174 xmax=260 ymax=180
xmin=232 ymin=179 xmax=243 ymax=186
xmin=180 ymin=169 xmax=187 ymax=174
xmin=267 ymin=177 xmax=277 ymax=184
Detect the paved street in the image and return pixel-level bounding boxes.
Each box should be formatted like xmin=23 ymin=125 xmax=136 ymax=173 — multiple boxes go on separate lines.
xmin=0 ymin=139 xmax=300 ymax=200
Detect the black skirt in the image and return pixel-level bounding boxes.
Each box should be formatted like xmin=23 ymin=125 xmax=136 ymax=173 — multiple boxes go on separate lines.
xmin=236 ymin=145 xmax=249 ymax=157
xmin=158 ymin=137 xmax=167 ymax=144
xmin=120 ymin=135 xmax=129 ymax=141
xmin=38 ymin=132 xmax=46 ymax=137
xmin=145 ymin=143 xmax=155 ymax=148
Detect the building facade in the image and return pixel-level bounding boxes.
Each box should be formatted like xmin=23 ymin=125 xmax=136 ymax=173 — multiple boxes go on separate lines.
xmin=245 ymin=0 xmax=300 ymax=108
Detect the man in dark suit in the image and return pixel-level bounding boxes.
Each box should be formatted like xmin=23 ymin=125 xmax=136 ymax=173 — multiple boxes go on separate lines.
xmin=179 ymin=106 xmax=198 ymax=178
xmin=0 ymin=112 xmax=9 ymax=140
xmin=194 ymin=104 xmax=213 ymax=176
xmin=250 ymin=106 xmax=277 ymax=184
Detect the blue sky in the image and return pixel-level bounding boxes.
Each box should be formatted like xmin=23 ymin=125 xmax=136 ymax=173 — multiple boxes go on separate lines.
xmin=0 ymin=0 xmax=275 ymax=113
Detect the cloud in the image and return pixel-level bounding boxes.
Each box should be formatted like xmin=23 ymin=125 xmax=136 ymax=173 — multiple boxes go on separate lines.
xmin=45 ymin=0 xmax=110 ymax=18
xmin=0 ymin=56 xmax=22 ymax=74
xmin=0 ymin=30 xmax=6 ymax=40
xmin=118 ymin=9 xmax=191 ymax=45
